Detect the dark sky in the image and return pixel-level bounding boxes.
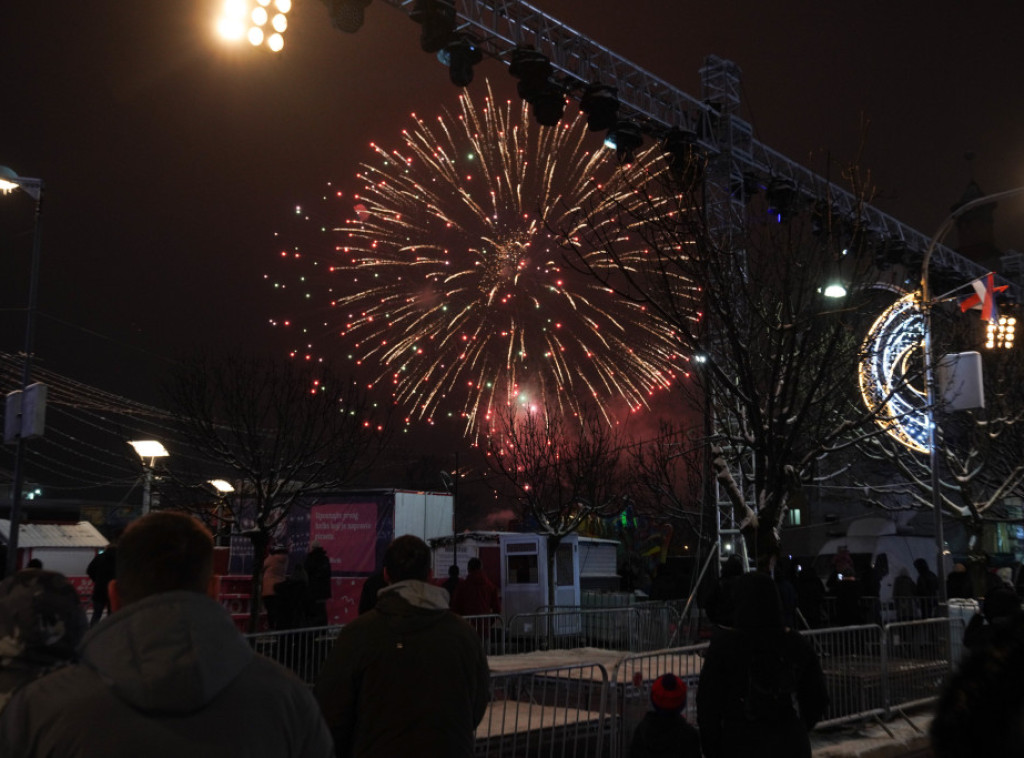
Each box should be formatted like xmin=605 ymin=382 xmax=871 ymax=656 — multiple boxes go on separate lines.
xmin=2 ymin=0 xmax=1023 ymax=407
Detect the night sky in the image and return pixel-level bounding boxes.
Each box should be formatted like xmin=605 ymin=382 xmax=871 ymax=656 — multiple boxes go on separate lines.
xmin=2 ymin=1 xmax=1023 ymax=421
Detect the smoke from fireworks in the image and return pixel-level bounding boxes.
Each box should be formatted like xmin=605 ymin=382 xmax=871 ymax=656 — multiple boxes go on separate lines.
xmin=276 ymin=83 xmax=694 ymax=432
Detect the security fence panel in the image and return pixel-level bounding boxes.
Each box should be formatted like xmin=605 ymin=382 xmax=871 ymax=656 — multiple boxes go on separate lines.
xmin=608 ymin=644 xmax=709 ymax=758
xmin=883 ymin=617 xmax=964 ymax=714
xmin=463 ymin=613 xmax=507 ymax=656
xmin=799 ymin=624 xmax=886 ymax=727
xmin=474 ymin=663 xmax=612 ymax=757
xmin=245 ymin=625 xmax=343 ymax=685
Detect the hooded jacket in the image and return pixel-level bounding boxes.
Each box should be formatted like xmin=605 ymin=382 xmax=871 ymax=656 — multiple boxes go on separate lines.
xmin=315 ymin=579 xmax=490 ymax=758
xmin=697 ymin=572 xmax=828 ymax=758
xmin=0 ymin=590 xmax=333 ymax=758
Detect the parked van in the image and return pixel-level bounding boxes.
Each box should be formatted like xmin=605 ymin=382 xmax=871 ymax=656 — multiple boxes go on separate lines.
xmin=813 ymin=517 xmax=951 ymax=616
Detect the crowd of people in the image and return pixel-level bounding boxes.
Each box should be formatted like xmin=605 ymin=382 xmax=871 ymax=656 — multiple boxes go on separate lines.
xmin=1 ymin=516 xmax=1021 ymax=757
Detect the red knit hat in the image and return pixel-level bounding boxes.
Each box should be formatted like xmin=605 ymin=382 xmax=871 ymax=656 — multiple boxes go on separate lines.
xmin=650 ymin=673 xmax=687 ymax=712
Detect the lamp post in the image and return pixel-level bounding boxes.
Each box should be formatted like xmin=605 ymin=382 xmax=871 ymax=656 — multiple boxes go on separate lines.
xmin=1 ymin=166 xmax=44 ymax=578
xmin=208 ymin=478 xmax=235 ymax=546
xmin=920 ymin=185 xmax=1024 ymax=611
xmin=128 ymin=440 xmax=170 ymax=515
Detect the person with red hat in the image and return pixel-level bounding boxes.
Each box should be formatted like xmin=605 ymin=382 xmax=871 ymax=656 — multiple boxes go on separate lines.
xmin=629 ymin=673 xmax=701 ymax=758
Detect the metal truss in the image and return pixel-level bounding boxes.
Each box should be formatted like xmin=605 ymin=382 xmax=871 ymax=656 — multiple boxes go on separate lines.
xmin=378 ymin=0 xmax=999 ymax=289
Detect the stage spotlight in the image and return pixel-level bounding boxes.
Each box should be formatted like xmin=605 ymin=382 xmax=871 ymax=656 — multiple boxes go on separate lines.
xmin=766 ymin=177 xmax=799 ymax=222
xmin=325 ymin=0 xmax=372 ymax=33
xmin=508 ymin=47 xmax=564 ymax=126
xmin=579 ymin=83 xmax=619 ymax=132
xmin=439 ymin=36 xmax=483 ymax=87
xmin=604 ymin=120 xmax=643 ymax=163
xmin=411 ymin=0 xmax=456 ymax=53
xmin=661 ymin=126 xmax=701 ymax=184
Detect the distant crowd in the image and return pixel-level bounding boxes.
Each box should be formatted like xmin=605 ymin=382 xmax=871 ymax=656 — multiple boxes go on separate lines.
xmin=0 ymin=518 xmax=1022 ymax=757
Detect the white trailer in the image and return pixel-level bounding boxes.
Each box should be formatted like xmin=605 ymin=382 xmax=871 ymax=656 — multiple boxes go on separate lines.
xmin=429 ymin=531 xmax=621 ymax=622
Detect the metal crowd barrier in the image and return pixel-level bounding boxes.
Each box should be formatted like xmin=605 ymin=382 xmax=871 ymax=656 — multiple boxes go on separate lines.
xmin=801 ymin=624 xmax=887 ymax=727
xmin=475 ymin=663 xmax=612 ymax=757
xmin=245 ymin=625 xmax=343 ymax=685
xmin=246 ymin=614 xmax=969 ymax=745
xmin=462 ymin=614 xmax=507 ymax=656
xmin=608 ymin=643 xmax=709 ymax=758
xmin=506 ymin=606 xmax=681 ymax=655
xmin=883 ymin=616 xmax=966 ymax=714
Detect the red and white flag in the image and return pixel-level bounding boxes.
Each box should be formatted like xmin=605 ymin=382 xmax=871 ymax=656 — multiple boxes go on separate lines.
xmin=959 ymin=272 xmax=1007 ymax=322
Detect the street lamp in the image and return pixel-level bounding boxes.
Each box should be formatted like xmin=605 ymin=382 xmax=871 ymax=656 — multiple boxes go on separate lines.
xmin=1 ymin=166 xmax=44 ymax=578
xmin=208 ymin=478 xmax=235 ymax=546
xmin=129 ymin=439 xmax=169 ymax=515
xmin=920 ymin=185 xmax=1024 ymax=610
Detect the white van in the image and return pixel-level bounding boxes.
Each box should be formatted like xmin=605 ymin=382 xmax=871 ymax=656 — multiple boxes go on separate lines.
xmin=813 ymin=517 xmax=950 ymax=610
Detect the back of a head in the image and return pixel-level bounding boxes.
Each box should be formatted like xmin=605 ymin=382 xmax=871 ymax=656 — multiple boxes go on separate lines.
xmin=115 ymin=511 xmax=214 ymax=606
xmin=984 ymin=585 xmax=1021 ymax=623
xmin=467 ymin=557 xmax=482 ymax=573
xmin=914 ymin=558 xmax=929 ymax=574
xmin=933 ymin=612 xmax=1024 ymax=756
xmin=448 ymin=564 xmax=460 ymax=578
xmin=384 ymin=535 xmax=431 ymax=583
xmin=732 ymin=571 xmax=784 ymax=631
xmin=0 ymin=569 xmax=87 ymax=667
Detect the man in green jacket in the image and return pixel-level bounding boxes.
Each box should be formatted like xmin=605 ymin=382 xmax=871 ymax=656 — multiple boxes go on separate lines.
xmin=315 ymin=535 xmax=491 ymax=757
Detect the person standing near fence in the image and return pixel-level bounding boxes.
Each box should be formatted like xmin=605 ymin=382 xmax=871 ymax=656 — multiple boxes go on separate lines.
xmin=304 ymin=542 xmax=333 ymax=626
xmin=697 ymin=571 xmax=828 ymax=758
xmin=451 ymin=557 xmax=500 ymax=618
xmin=315 ymin=535 xmax=490 ymax=758
xmin=629 ymin=673 xmax=701 ymax=758
xmin=0 ymin=511 xmax=334 ymax=757
xmin=86 ymin=541 xmax=116 ymax=627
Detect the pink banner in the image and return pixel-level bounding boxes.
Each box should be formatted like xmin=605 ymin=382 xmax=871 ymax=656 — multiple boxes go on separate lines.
xmin=311 ymin=503 xmax=378 ymax=573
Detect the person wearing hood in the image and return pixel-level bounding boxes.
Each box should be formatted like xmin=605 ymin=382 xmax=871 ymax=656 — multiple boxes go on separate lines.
xmin=0 ymin=568 xmax=87 ymax=713
xmin=0 ymin=511 xmax=333 ymax=758
xmin=697 ymin=571 xmax=828 ymax=758
xmin=315 ymin=534 xmax=490 ymax=758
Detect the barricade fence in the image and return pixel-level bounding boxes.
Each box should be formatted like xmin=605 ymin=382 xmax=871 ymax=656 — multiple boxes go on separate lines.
xmin=506 ymin=605 xmax=681 ymax=655
xmin=476 ymin=663 xmax=611 ymax=757
xmin=247 ymin=615 xmax=968 ymax=751
xmin=245 ymin=625 xmax=343 ymax=685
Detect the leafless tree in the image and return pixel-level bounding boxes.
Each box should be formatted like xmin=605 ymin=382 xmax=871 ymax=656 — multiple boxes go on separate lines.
xmin=485 ymin=399 xmax=628 ymax=606
xmin=552 ymin=151 xmax=910 ymax=569
xmin=859 ymin=301 xmax=1024 ymax=588
xmin=164 ymin=353 xmax=390 ymax=631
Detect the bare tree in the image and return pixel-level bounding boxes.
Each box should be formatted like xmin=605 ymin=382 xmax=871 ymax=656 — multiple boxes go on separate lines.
xmin=859 ymin=301 xmax=1024 ymax=588
xmin=485 ymin=400 xmax=628 ymax=606
xmin=164 ymin=353 xmax=390 ymax=631
xmin=553 ymin=153 xmax=908 ymax=569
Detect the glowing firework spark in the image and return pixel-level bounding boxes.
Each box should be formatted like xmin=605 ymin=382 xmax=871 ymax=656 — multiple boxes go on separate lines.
xmin=287 ymin=82 xmax=694 ymax=430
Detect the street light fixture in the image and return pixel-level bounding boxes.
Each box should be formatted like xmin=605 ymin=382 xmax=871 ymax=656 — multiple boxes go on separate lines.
xmin=129 ymin=439 xmax=169 ymax=515
xmin=1 ymin=165 xmax=44 ymax=578
xmin=920 ymin=185 xmax=1024 ymax=610
xmin=207 ymin=479 xmax=235 ymax=546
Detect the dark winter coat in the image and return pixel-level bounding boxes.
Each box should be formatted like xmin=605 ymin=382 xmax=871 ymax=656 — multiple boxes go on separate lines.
xmin=697 ymin=572 xmax=828 ymax=758
xmin=628 ymin=711 xmax=701 ymax=758
xmin=304 ymin=547 xmax=333 ymax=602
xmin=0 ymin=591 xmax=333 ymax=757
xmin=451 ymin=569 xmax=501 ymax=616
xmin=315 ymin=580 xmax=490 ymax=758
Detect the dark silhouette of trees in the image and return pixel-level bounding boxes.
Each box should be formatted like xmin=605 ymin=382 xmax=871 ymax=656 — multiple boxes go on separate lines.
xmin=164 ymin=353 xmax=389 ymax=631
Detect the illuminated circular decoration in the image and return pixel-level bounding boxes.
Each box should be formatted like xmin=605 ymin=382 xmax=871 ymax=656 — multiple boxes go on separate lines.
xmin=859 ymin=293 xmax=929 ymax=453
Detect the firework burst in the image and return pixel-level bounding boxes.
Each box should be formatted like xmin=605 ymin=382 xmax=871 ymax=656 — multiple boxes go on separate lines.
xmin=286 ymin=82 xmax=694 ymax=431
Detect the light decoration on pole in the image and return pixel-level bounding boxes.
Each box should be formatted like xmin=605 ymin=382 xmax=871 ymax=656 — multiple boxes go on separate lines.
xmin=216 ymin=0 xmax=291 ymax=52
xmin=859 ymin=293 xmax=929 ymax=453
xmin=986 ymin=315 xmax=1016 ymax=350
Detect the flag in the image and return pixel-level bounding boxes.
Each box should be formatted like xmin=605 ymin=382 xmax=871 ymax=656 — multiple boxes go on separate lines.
xmin=958 ymin=273 xmax=1007 ymax=322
